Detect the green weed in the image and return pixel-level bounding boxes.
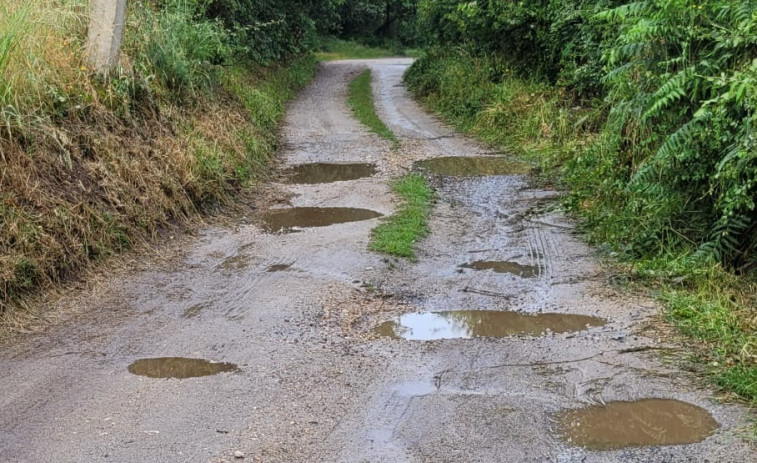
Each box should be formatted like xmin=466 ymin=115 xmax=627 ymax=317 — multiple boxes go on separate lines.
xmin=348 ymin=70 xmax=398 ymax=146
xmin=370 ymin=175 xmax=433 ymax=259
xmin=638 ymin=259 xmax=757 ymax=403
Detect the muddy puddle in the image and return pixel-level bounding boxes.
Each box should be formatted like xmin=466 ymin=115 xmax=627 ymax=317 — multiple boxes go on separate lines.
xmin=460 ymin=261 xmax=539 ymax=278
xmin=219 ymin=255 xmax=248 ymax=271
xmin=375 ymin=311 xmax=605 ymax=340
xmin=183 ymin=302 xmax=211 ymax=319
xmin=128 ymin=358 xmax=239 ymax=379
xmin=256 ymin=207 xmax=383 ymax=233
xmin=267 ymin=263 xmax=293 ymax=272
xmin=414 ymin=156 xmax=530 ymax=176
xmin=282 ymin=163 xmax=377 ymax=184
xmin=557 ymin=399 xmax=719 ymax=450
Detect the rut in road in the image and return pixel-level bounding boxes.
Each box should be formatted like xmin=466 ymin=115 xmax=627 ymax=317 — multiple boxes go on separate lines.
xmin=0 ymin=59 xmax=753 ymax=463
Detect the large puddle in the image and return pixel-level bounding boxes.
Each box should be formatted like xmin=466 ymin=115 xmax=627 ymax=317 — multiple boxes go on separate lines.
xmin=557 ymin=399 xmax=719 ymax=450
xmin=415 ymin=157 xmax=530 ymax=176
xmin=460 ymin=260 xmax=539 ymax=278
xmin=282 ymin=163 xmax=377 ymax=184
xmin=375 ymin=311 xmax=605 ymax=340
xmin=256 ymin=207 xmax=383 ymax=233
xmin=128 ymin=358 xmax=239 ymax=379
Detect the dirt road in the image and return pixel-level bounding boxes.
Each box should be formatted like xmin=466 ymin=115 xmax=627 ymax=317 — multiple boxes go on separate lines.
xmin=0 ymin=59 xmax=753 ymax=462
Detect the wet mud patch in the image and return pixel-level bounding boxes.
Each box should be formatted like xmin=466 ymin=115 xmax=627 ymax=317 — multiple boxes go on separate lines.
xmin=557 ymin=399 xmax=719 ymax=450
xmin=182 ymin=302 xmax=211 ymax=319
xmin=375 ymin=311 xmax=605 ymax=340
xmin=128 ymin=358 xmax=239 ymax=379
xmin=460 ymin=261 xmax=539 ymax=278
xmin=415 ymin=156 xmax=530 ymax=177
xmin=256 ymin=207 xmax=383 ymax=233
xmin=219 ymin=255 xmax=249 ymax=271
xmin=282 ymin=163 xmax=377 ymax=184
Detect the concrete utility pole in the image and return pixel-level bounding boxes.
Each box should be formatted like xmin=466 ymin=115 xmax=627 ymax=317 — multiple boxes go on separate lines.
xmin=87 ymin=0 xmax=127 ymax=74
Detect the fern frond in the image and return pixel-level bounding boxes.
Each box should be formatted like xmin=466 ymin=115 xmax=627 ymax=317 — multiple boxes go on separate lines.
xmin=644 ymin=68 xmax=695 ymax=119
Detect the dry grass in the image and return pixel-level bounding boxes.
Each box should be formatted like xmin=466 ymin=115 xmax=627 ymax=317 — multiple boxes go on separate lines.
xmin=1 ymin=95 xmax=250 ymax=310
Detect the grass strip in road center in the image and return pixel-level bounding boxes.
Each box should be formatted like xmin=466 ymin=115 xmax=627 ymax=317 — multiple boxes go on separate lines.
xmin=348 ymin=70 xmax=398 ymax=147
xmin=370 ymin=175 xmax=433 ymax=259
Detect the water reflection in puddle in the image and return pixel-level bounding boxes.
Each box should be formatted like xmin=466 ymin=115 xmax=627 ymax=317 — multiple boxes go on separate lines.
xmin=256 ymin=207 xmax=383 ymax=233
xmin=375 ymin=311 xmax=605 ymax=340
xmin=557 ymin=399 xmax=719 ymax=450
xmin=128 ymin=358 xmax=239 ymax=379
xmin=415 ymin=157 xmax=530 ymax=176
xmin=460 ymin=261 xmax=539 ymax=278
xmin=283 ymin=163 xmax=377 ymax=184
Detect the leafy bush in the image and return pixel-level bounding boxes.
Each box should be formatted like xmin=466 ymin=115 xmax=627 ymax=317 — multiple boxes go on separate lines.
xmin=205 ymin=0 xmax=342 ymax=63
xmin=337 ymin=0 xmax=419 ymax=47
xmin=587 ymin=0 xmax=757 ymax=269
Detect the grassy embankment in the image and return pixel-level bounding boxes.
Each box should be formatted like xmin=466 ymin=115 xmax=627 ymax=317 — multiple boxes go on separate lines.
xmin=0 ymin=1 xmax=316 ymax=326
xmin=346 ymin=69 xmax=432 ymax=259
xmin=405 ymin=53 xmax=757 ymax=403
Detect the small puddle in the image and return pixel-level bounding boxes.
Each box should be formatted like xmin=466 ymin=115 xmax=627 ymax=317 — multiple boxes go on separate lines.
xmin=283 ymin=163 xmax=377 ymax=184
xmin=256 ymin=207 xmax=383 ymax=233
xmin=375 ymin=311 xmax=605 ymax=340
xmin=557 ymin=399 xmax=719 ymax=450
xmin=128 ymin=358 xmax=239 ymax=379
xmin=415 ymin=157 xmax=530 ymax=176
xmin=219 ymin=255 xmax=248 ymax=271
xmin=460 ymin=261 xmax=539 ymax=278
xmin=182 ymin=302 xmax=211 ymax=319
xmin=267 ymin=263 xmax=293 ymax=272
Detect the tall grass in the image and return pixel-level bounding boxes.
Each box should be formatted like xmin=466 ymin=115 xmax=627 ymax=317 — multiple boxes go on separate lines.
xmin=0 ymin=0 xmax=89 ymax=128
xmin=405 ymin=51 xmax=599 ymax=171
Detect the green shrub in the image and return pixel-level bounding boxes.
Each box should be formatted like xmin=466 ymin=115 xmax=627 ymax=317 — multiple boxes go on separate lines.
xmin=582 ymin=0 xmax=757 ymax=269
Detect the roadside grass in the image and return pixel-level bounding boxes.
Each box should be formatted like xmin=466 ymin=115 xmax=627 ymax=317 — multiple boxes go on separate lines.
xmin=348 ymin=69 xmax=398 ymax=146
xmin=316 ymin=38 xmax=423 ymax=61
xmin=316 ymin=38 xmax=397 ymax=61
xmin=404 ymin=53 xmax=597 ymax=173
xmin=370 ymin=175 xmax=433 ymax=259
xmin=633 ymin=259 xmax=757 ymax=404
xmin=404 ymin=53 xmax=757 ymax=404
xmin=402 ymin=48 xmax=426 ymax=59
